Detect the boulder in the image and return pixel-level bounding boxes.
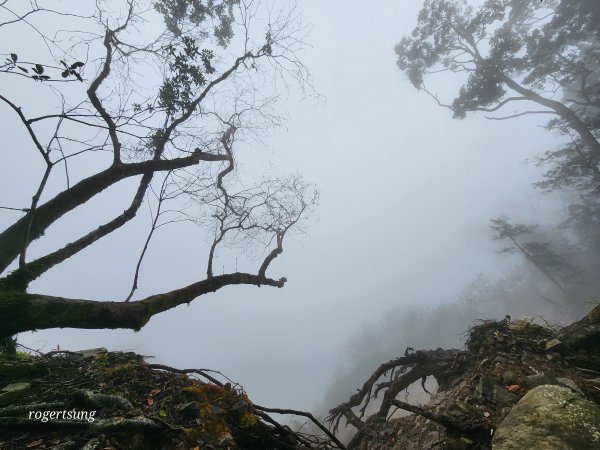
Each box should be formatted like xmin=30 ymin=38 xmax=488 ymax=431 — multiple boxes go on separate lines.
xmin=0 ymin=360 xmax=46 ymax=380
xmin=0 ymin=382 xmax=31 ymax=406
xmin=493 ymin=384 xmax=600 ymax=449
xmin=524 ymin=371 xmax=559 ymax=389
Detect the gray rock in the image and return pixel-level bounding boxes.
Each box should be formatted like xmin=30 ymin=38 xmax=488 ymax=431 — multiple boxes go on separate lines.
xmin=521 ymin=354 xmax=536 ymax=366
xmin=76 ymin=347 xmax=108 ymax=358
xmin=524 ymin=373 xmax=582 ymax=394
xmin=476 ymin=374 xmax=518 ymax=405
xmin=556 ymin=377 xmax=583 ymax=395
xmin=0 ymin=382 xmax=31 ymax=406
xmin=421 ymin=431 xmax=439 ymax=449
xmin=439 ymin=374 xmax=463 ymax=390
xmin=492 ymin=385 xmax=519 ymax=406
xmin=501 ymin=370 xmax=517 ymax=385
xmin=493 ymin=384 xmax=600 ymax=449
xmin=524 ymin=372 xmax=558 ymax=389
xmin=477 ymin=374 xmax=497 ymax=398
xmin=179 ymin=401 xmax=201 ymax=418
xmin=0 ymin=361 xmax=46 ymax=380
xmin=545 ymin=339 xmax=574 ymax=355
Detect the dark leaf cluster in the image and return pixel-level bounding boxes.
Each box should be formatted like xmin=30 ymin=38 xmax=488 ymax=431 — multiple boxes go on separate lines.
xmin=154 ymin=0 xmax=238 ymax=47
xmin=3 ymin=52 xmax=84 ymax=82
xmin=158 ymin=36 xmax=214 ymax=115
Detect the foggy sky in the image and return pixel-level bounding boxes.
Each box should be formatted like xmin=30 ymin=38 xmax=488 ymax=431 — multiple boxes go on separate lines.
xmin=2 ymin=1 xmax=567 ymax=412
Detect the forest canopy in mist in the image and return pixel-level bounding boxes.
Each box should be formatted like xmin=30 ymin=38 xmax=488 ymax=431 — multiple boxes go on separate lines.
xmin=319 ymin=0 xmax=600 ymax=419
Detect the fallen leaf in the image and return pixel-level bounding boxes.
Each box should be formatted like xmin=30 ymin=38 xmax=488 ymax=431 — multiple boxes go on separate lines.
xmin=147 ymin=397 xmax=154 ymax=406
xmin=26 ymin=440 xmax=43 ymax=448
xmin=506 ymin=384 xmax=520 ymax=393
xmin=149 ymin=388 xmax=161 ymax=396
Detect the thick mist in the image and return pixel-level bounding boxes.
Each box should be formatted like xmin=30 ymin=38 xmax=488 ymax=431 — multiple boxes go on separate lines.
xmin=2 ymin=0 xmax=595 ymax=420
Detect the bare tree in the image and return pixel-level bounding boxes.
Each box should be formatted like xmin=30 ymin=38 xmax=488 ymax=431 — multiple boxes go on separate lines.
xmin=0 ymin=0 xmax=317 ymax=339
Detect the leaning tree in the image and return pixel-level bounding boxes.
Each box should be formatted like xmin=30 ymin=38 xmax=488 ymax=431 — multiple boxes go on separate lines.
xmin=395 ymin=0 xmax=600 ymax=198
xmin=0 ymin=0 xmax=317 ymax=345
xmin=395 ymin=0 xmax=600 ymax=166
xmin=395 ymin=0 xmax=600 ymax=299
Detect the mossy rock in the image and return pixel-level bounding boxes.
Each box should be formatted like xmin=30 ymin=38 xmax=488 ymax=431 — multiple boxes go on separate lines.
xmin=493 ymin=384 xmax=600 ymax=449
xmin=0 ymin=382 xmax=31 ymax=406
xmin=0 ymin=358 xmax=47 ymax=381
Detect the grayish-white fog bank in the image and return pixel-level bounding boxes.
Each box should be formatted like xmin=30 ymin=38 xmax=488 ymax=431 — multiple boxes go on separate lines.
xmin=4 ymin=1 xmax=566 ymax=412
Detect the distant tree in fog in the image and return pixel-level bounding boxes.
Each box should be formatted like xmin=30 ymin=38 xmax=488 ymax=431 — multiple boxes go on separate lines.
xmin=395 ymin=0 xmax=600 ymax=199
xmin=490 ymin=217 xmax=581 ymax=296
xmin=395 ymin=0 xmax=599 ymax=161
xmin=395 ymin=0 xmax=600 ymax=297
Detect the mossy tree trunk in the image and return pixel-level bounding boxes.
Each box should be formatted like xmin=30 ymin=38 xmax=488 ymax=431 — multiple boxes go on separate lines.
xmin=0 ymin=273 xmax=285 ymax=338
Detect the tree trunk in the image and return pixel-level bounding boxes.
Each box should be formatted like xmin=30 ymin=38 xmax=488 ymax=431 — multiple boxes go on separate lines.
xmin=0 ymin=273 xmax=285 ymax=337
xmin=0 ymin=152 xmax=224 ymax=274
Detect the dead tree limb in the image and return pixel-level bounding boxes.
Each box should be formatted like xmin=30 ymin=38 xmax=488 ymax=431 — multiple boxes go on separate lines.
xmin=327 ymin=348 xmax=471 ymax=448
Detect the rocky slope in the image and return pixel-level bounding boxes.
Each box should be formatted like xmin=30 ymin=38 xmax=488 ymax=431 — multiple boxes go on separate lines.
xmin=328 ymin=306 xmax=600 ymax=449
xmin=0 ymin=350 xmax=340 ymax=450
xmin=2 ymin=306 xmax=599 ymax=450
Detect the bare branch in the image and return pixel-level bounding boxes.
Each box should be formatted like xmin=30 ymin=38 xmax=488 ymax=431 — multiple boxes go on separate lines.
xmin=86 ymin=30 xmax=122 ymax=164
xmin=19 ymin=164 xmax=52 ymax=269
xmin=0 ymin=151 xmax=226 ymax=274
xmin=0 ymin=94 xmax=51 ymax=164
xmin=0 ymin=173 xmax=154 ymax=291
xmin=253 ymin=405 xmax=346 ymax=450
xmin=125 ymin=172 xmax=172 ymax=301
xmin=485 ymin=110 xmax=558 ymax=120
xmin=0 ymin=0 xmax=318 ymax=339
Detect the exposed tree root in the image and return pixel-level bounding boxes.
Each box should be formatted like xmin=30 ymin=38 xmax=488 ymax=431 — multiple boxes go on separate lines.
xmin=389 ymin=399 xmax=490 ymax=442
xmin=327 ymin=305 xmax=600 ymax=449
xmin=0 ymin=351 xmax=343 ymax=449
xmin=149 ymin=362 xmax=346 ymax=449
xmin=327 ymin=349 xmax=470 ymax=426
xmin=327 ymin=347 xmax=471 ymax=449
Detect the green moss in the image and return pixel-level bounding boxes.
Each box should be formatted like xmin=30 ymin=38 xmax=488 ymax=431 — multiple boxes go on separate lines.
xmin=0 ymin=292 xmax=33 ymax=340
xmin=0 ymin=268 xmax=31 ymax=293
xmin=94 ymin=353 xmax=108 ymax=367
xmin=180 ymin=384 xmax=247 ymax=446
xmin=106 ymin=362 xmax=137 ymax=374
